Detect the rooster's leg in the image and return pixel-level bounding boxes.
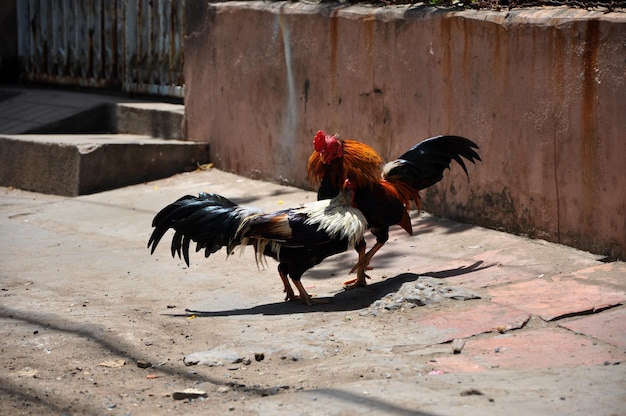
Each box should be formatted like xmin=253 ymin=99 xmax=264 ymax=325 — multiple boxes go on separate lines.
xmin=344 ymin=239 xmax=371 ymax=286
xmin=344 ymin=242 xmax=385 ymax=289
xmin=292 ymin=280 xmax=328 ymax=305
xmin=278 ymin=267 xmax=297 ymax=302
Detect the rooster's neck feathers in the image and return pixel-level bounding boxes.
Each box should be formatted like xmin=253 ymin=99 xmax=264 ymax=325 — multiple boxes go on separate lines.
xmin=300 ymin=190 xmax=368 ymax=249
xmin=308 ymin=139 xmax=383 ymax=191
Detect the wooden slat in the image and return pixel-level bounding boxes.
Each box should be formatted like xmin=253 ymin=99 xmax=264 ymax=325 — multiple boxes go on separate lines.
xmin=17 ymin=0 xmax=185 ymax=97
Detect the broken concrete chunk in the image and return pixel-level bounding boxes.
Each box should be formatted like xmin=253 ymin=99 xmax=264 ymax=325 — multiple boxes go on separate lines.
xmin=172 ymin=388 xmax=208 ymax=400
xmin=183 ymin=350 xmax=243 ymax=367
xmin=362 ymin=277 xmax=482 ymax=315
xmin=98 ymin=359 xmax=126 ymax=368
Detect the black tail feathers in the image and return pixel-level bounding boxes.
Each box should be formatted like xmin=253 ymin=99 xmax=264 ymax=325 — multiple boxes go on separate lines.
xmin=148 ymin=193 xmax=257 ymax=266
xmin=384 ymin=135 xmax=481 ymax=190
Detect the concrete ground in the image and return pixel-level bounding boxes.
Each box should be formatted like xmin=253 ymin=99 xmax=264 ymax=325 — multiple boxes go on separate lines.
xmin=1 ymin=167 xmax=625 ymax=415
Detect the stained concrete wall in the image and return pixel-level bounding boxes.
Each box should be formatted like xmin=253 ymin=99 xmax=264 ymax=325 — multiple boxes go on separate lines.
xmin=184 ymin=1 xmax=626 ymax=259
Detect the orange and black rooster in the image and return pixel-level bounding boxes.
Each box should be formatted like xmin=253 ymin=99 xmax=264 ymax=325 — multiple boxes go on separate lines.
xmin=148 ymin=181 xmax=367 ymax=305
xmin=308 ymin=130 xmax=481 ymax=288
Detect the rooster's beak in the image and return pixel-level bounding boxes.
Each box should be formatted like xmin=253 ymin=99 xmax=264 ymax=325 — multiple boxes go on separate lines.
xmin=319 ymin=152 xmax=333 ymax=165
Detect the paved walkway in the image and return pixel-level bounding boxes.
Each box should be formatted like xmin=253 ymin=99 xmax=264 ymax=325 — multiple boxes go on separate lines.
xmin=1 ymin=167 xmax=624 ymax=415
xmin=0 ymin=86 xmax=183 ymax=135
xmin=0 ymin=87 xmax=117 ymax=134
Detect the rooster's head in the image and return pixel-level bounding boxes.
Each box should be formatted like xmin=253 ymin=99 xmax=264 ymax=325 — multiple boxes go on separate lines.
xmin=313 ymin=130 xmax=343 ymax=164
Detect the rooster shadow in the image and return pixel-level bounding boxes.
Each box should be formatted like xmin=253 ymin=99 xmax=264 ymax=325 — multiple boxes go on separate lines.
xmin=168 ymin=261 xmax=492 ymax=318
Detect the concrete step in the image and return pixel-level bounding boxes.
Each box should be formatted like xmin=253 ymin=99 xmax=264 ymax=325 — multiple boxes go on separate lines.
xmin=25 ymin=101 xmax=186 ymax=140
xmin=0 ymin=87 xmax=185 ymax=137
xmin=0 ymin=87 xmax=206 ymax=196
xmin=0 ymin=134 xmax=209 ymax=196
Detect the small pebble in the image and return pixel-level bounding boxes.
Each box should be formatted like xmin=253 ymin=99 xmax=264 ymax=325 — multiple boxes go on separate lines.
xmin=460 ymin=389 xmax=484 ymax=396
xmin=452 ymin=338 xmax=466 ymax=354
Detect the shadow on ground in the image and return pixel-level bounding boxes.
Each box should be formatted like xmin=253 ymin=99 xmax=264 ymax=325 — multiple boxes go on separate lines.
xmin=177 ymin=261 xmax=493 ymax=317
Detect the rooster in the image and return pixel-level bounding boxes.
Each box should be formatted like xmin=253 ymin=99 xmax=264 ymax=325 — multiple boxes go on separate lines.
xmin=148 ymin=180 xmax=367 ymax=305
xmin=308 ymin=130 xmax=481 ymax=288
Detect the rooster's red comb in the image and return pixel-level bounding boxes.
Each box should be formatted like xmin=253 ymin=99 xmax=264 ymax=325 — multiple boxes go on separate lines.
xmin=313 ymin=130 xmax=343 ymax=162
xmin=313 ymin=130 xmax=327 ymax=153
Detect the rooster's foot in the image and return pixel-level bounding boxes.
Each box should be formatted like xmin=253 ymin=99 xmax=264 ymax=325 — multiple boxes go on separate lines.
xmin=292 ymin=281 xmax=329 ymax=306
xmin=285 ymin=294 xmax=326 ymax=305
xmin=343 ymin=270 xmax=370 ymax=290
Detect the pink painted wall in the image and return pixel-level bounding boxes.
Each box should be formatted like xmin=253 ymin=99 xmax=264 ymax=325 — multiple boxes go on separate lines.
xmin=184 ymin=1 xmax=626 ymax=259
